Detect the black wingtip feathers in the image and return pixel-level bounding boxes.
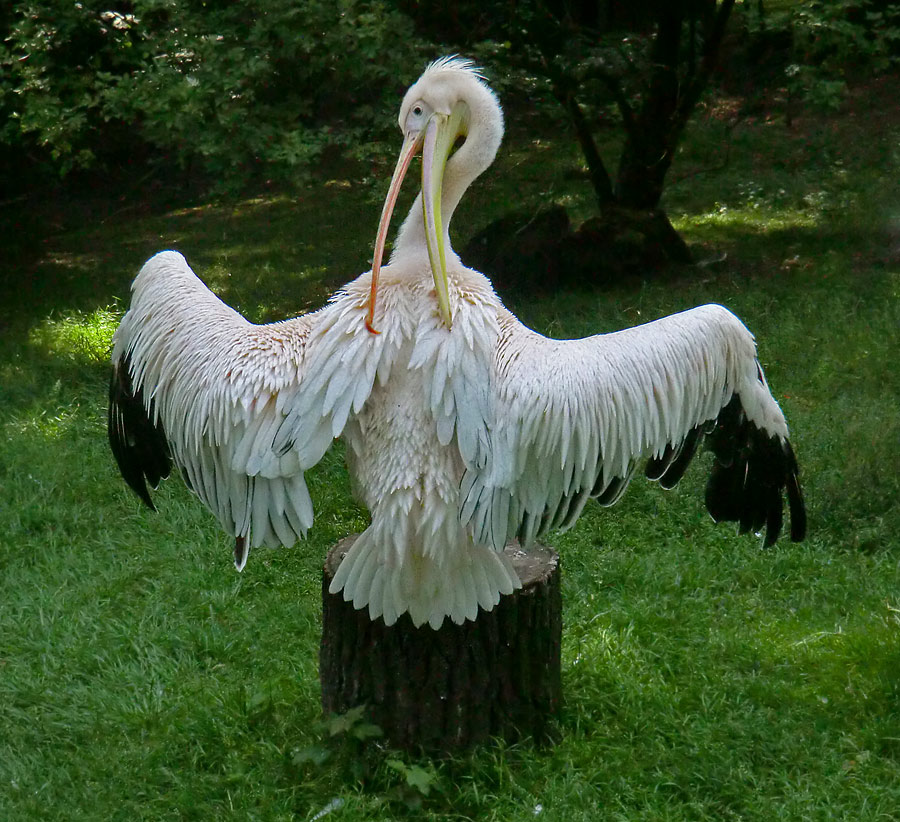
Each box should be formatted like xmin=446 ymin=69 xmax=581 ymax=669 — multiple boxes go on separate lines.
xmin=704 ymin=394 xmax=806 ymax=547
xmin=108 ymin=355 xmax=172 ymax=509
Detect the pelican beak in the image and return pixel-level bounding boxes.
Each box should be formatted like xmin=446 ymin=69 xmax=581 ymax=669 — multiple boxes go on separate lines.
xmin=422 ymin=105 xmax=467 ymax=329
xmin=366 ymin=104 xmax=467 ymax=334
xmin=366 ymin=130 xmax=422 ymax=334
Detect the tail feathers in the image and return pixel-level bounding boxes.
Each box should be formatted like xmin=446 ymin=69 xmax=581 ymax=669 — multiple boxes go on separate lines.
xmin=329 ymin=529 xmax=521 ymax=629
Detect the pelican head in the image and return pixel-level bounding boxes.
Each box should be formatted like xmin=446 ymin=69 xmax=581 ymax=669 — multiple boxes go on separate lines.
xmin=366 ymin=57 xmax=504 ymax=333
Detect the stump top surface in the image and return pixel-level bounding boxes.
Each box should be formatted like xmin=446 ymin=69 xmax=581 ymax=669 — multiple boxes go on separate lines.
xmin=324 ymin=535 xmax=557 ymax=588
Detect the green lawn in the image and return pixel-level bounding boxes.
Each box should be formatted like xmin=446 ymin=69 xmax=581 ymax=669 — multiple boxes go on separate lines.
xmin=1 ymin=81 xmax=899 ymax=821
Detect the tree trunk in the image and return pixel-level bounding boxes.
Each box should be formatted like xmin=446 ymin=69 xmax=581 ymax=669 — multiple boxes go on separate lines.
xmin=614 ymin=8 xmax=684 ymax=210
xmin=320 ymin=536 xmax=562 ymax=751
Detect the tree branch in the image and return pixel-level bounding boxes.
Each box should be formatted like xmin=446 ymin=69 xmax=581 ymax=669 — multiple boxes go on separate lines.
xmin=538 ymin=56 xmax=615 ymax=207
xmin=581 ymin=64 xmax=638 ymax=139
xmin=563 ymin=89 xmax=615 ymax=207
xmin=672 ymin=0 xmax=737 ymax=138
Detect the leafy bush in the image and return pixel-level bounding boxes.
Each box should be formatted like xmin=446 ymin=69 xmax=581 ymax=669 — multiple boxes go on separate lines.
xmin=752 ymin=0 xmax=900 ymax=111
xmin=1 ymin=0 xmax=421 ymax=190
xmin=1 ymin=2 xmax=144 ymax=177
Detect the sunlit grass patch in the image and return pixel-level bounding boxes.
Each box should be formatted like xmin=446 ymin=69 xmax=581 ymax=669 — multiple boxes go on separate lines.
xmin=676 ymin=203 xmax=821 ymax=247
xmin=682 ymin=199 xmax=821 ymax=229
xmin=26 ymin=306 xmax=120 ymax=366
xmin=6 ymin=405 xmax=86 ymax=442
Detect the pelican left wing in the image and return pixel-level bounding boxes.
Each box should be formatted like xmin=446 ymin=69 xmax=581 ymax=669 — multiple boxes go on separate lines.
xmin=108 ymin=251 xmax=385 ymax=569
xmin=460 ymin=304 xmax=806 ymax=551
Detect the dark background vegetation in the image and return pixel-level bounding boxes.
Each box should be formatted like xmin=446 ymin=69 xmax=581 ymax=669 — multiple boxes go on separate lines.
xmin=3 ymin=0 xmax=899 ymax=265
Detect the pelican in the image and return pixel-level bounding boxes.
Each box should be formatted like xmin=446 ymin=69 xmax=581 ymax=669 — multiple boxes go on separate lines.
xmin=109 ymin=57 xmax=806 ymax=630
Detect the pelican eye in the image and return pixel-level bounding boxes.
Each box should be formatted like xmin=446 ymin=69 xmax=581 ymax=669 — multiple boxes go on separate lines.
xmin=412 ymin=104 xmax=424 ymax=117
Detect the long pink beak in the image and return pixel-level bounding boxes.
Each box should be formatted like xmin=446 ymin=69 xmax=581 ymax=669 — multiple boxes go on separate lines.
xmin=365 ymin=132 xmax=422 ymax=334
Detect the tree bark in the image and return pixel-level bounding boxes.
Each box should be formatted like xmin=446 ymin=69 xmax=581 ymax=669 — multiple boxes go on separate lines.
xmin=562 ymin=87 xmax=616 ymax=208
xmin=320 ymin=536 xmax=562 ymax=751
xmin=614 ymin=7 xmax=684 ymax=209
xmin=614 ymin=0 xmax=736 ymax=213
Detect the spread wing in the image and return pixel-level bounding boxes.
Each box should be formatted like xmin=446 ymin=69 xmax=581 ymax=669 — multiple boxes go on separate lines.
xmin=108 ymin=250 xmax=387 ymax=569
xmin=460 ymin=303 xmax=806 ymax=551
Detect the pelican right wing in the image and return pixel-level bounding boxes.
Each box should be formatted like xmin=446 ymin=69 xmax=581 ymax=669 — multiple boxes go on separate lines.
xmin=460 ymin=304 xmax=806 ymax=551
xmin=108 ymin=251 xmax=386 ymax=569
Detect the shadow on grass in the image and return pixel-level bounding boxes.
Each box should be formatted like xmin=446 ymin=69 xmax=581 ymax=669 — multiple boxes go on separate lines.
xmin=0 ymin=183 xmax=388 ymax=343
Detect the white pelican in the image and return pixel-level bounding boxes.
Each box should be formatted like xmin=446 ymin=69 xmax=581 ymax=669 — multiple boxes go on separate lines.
xmin=109 ymin=57 xmax=805 ymax=630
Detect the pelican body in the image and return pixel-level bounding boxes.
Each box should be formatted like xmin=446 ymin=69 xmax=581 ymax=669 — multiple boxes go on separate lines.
xmin=109 ymin=58 xmax=805 ymax=630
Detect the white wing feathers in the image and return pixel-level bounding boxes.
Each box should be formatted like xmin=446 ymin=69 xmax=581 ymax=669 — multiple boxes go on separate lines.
xmin=461 ymin=303 xmax=791 ymax=551
xmin=110 ymin=251 xmax=381 ymax=568
xmin=271 ymin=277 xmax=400 ymax=467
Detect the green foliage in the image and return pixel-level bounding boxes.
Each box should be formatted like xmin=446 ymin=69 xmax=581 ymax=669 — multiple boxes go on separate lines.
xmin=0 ymin=2 xmax=144 ymax=175
xmin=4 ymin=0 xmax=899 ymax=199
xmin=291 ymin=706 xmax=439 ymax=810
xmin=1 ymin=0 xmax=420 ymax=189
xmin=748 ymin=0 xmax=900 ymax=111
xmin=385 ymin=759 xmax=438 ymax=798
xmin=433 ymin=0 xmax=739 ymax=213
xmin=292 ymin=706 xmax=383 ymax=779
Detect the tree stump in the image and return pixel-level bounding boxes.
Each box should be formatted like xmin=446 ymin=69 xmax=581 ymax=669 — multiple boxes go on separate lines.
xmin=320 ymin=536 xmax=562 ymax=751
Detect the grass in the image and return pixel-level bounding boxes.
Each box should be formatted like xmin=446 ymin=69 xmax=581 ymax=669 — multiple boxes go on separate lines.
xmin=1 ymin=78 xmax=900 ymax=821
